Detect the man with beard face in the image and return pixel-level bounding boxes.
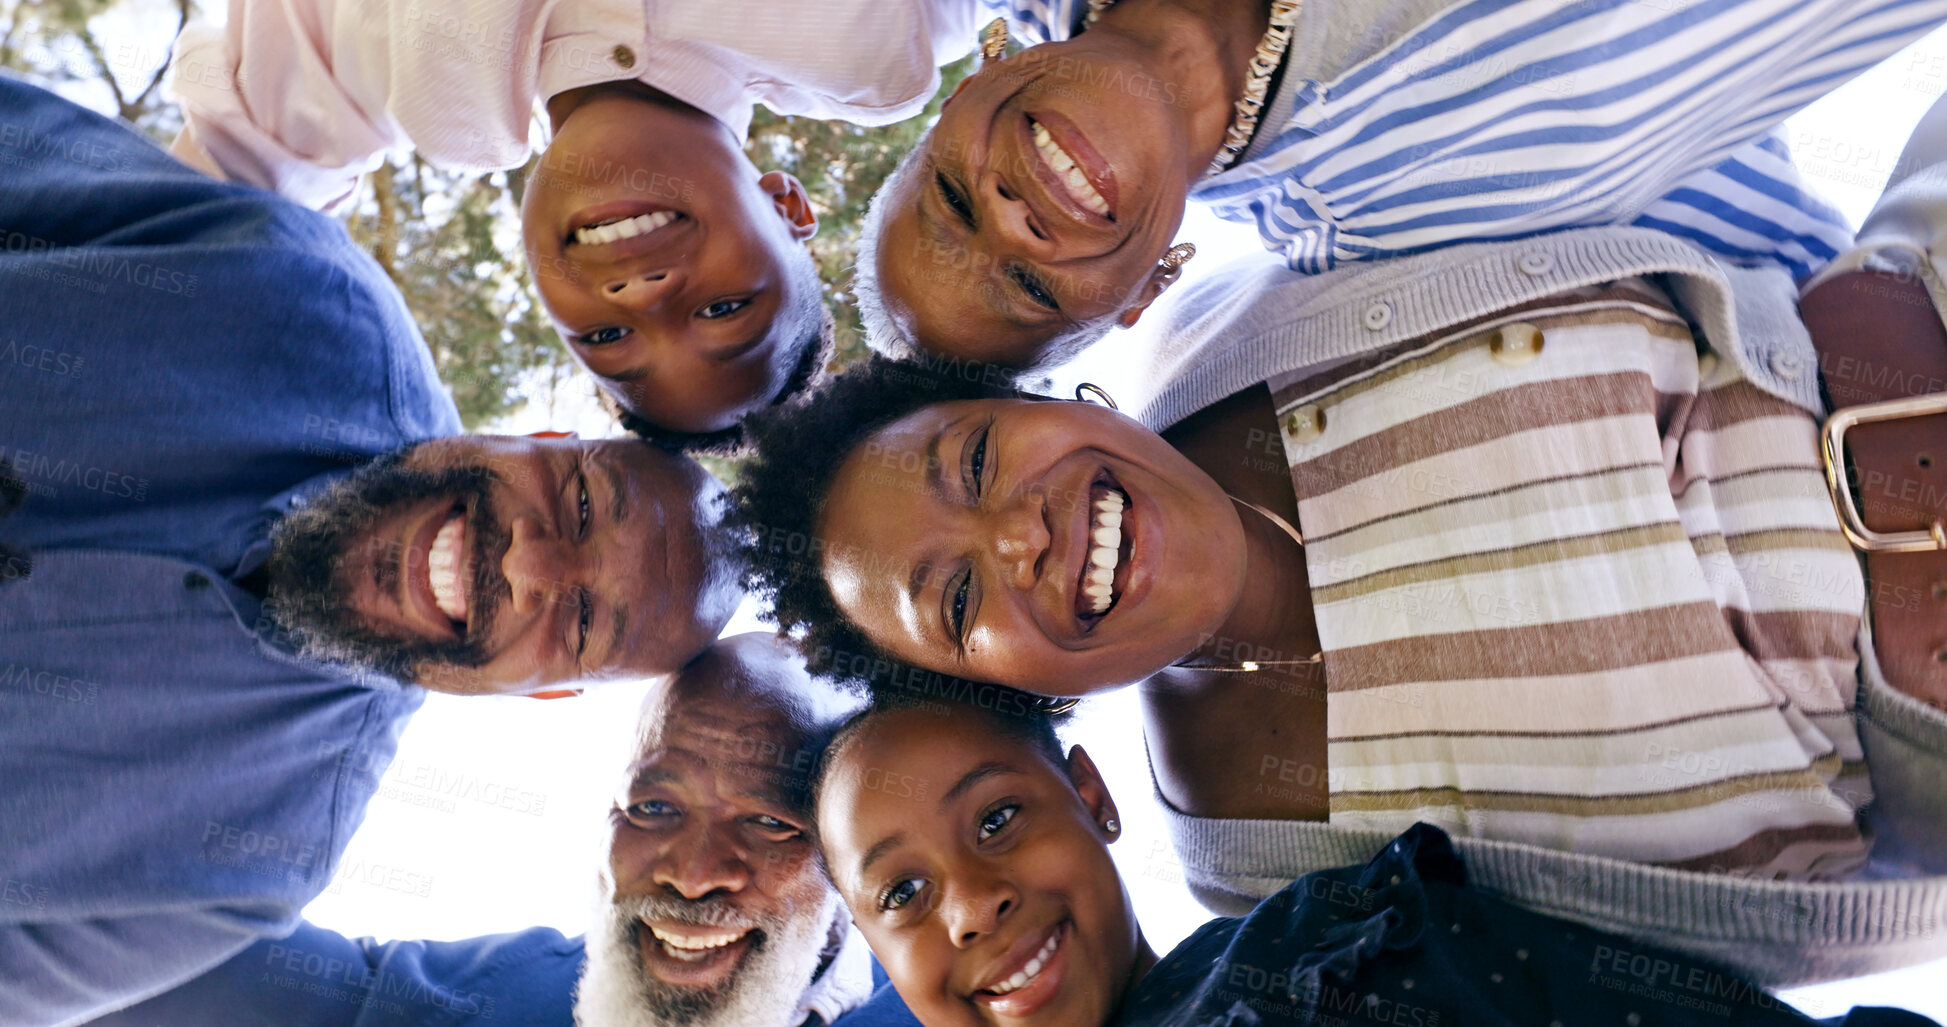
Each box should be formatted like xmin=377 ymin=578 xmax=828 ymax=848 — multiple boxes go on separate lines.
xmin=0 ymin=79 xmax=739 ymax=1026
xmin=88 ymin=635 xmax=921 ymax=1027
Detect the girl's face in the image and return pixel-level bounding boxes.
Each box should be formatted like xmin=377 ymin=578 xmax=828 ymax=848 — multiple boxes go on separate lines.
xmin=818 ymin=707 xmax=1145 ymax=1027
xmin=816 ymin=399 xmax=1248 ymax=695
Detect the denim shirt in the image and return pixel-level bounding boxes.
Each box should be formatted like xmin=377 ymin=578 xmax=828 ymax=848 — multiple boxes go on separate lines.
xmin=0 ymin=76 xmax=459 ymax=1026
xmin=1113 ymin=825 xmax=1934 ymax=1027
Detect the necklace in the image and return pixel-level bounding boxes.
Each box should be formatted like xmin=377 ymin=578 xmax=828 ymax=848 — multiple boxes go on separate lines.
xmin=1086 ymin=0 xmax=1304 ymax=177
xmin=1169 ymin=493 xmax=1320 ymax=673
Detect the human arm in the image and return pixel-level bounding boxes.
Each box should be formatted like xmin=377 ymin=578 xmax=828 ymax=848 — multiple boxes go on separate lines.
xmin=82 ymin=921 xmax=583 ymax=1027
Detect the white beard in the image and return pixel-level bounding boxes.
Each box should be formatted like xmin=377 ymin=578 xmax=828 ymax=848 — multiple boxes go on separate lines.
xmin=574 ymin=886 xmax=842 ymax=1027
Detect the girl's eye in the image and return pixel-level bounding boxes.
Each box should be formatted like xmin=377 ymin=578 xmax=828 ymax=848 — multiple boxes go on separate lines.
xmin=977 ymin=804 xmax=1019 ymax=841
xmin=699 ymin=298 xmax=750 ymax=319
xmin=579 ymin=326 xmax=629 ymax=346
xmin=882 ymin=877 xmax=925 ymax=911
xmin=938 ymin=173 xmax=974 ymax=225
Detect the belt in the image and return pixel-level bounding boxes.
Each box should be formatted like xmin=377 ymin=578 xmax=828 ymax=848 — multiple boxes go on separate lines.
xmin=1801 ymin=269 xmax=1947 ymax=711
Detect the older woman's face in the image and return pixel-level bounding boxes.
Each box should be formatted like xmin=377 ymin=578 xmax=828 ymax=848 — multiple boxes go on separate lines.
xmin=874 ymin=40 xmax=1198 ymax=367
xmin=816 ymin=399 xmax=1247 ymax=695
xmin=818 ymin=707 xmax=1142 ymax=1027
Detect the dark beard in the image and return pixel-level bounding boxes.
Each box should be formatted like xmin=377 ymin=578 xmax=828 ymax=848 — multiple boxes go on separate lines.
xmin=263 ymin=452 xmax=507 ymax=685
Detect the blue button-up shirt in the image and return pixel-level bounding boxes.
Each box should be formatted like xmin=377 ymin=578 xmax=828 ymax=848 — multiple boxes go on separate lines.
xmin=0 ymin=76 xmax=460 ymax=1026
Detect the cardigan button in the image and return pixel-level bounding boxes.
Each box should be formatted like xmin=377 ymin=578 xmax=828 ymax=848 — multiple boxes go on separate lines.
xmin=1490 ymin=322 xmax=1544 ymax=367
xmin=612 ymin=45 xmax=637 ymax=69
xmin=1517 ymin=250 xmax=1555 ymax=276
xmin=1770 ymin=350 xmax=1806 ymax=381
xmin=1284 ymin=404 xmax=1326 ymax=444
xmin=1362 ymin=302 xmax=1393 ymax=330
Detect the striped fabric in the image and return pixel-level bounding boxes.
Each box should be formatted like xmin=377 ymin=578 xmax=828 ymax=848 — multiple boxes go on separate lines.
xmin=985 ymin=0 xmax=1947 ymax=280
xmin=1192 ymin=0 xmax=1947 ymax=278
xmin=1269 ymin=280 xmax=1871 ymax=880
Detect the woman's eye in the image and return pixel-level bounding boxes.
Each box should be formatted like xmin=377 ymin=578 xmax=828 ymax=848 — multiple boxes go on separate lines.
xmin=977 ymin=804 xmax=1019 ymax=841
xmin=937 ymin=173 xmax=974 ymax=225
xmin=579 ymin=326 xmax=629 ymax=346
xmin=1010 ymin=267 xmax=1058 ymax=310
xmin=969 ymin=427 xmax=989 ymax=498
xmin=949 ymin=569 xmax=971 ymax=641
xmin=698 ymin=298 xmax=751 ymax=320
xmin=881 ymin=877 xmax=925 ymax=911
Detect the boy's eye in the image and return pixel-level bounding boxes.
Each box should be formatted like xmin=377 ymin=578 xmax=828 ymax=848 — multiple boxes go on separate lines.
xmin=579 ymin=326 xmax=629 ymax=346
xmin=937 ymin=173 xmax=974 ymax=226
xmin=977 ymin=804 xmax=1019 ymax=841
xmin=699 ymin=298 xmax=751 ymax=319
xmin=882 ymin=877 xmax=925 ymax=911
xmin=626 ymin=799 xmax=678 ymax=821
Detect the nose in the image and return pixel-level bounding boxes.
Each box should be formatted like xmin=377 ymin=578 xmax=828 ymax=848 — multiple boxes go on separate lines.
xmin=980 ymin=170 xmax=1056 ymax=260
xmin=943 ymin=869 xmax=1020 ymax=950
xmin=502 ymin=516 xmax=578 ymax=616
xmin=650 ymin=823 xmax=751 ymax=900
xmin=987 ymin=490 xmax=1049 ymax=592
xmin=602 ymin=268 xmax=682 ymax=313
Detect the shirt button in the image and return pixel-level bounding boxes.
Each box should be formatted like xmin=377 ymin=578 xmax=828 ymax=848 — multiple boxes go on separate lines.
xmin=1490 ymin=322 xmax=1545 ymax=366
xmin=612 ymin=44 xmax=636 ymax=69
xmin=1770 ymin=350 xmax=1806 ymax=381
xmin=1517 ymin=251 xmax=1555 ymax=276
xmin=1283 ymin=404 xmax=1326 ymax=444
xmin=1363 ymin=302 xmax=1393 ymax=331
xmin=183 ymin=571 xmax=211 ymax=590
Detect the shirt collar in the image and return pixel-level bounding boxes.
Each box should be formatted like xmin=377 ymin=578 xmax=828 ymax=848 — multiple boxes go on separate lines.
xmin=795 ymin=924 xmax=876 ymax=1026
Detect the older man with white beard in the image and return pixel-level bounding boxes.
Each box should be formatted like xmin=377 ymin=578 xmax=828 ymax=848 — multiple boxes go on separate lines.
xmin=89 ymin=634 xmax=920 ymax=1027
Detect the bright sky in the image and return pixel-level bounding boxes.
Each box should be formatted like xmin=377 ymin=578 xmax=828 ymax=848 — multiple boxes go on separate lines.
xmin=47 ymin=7 xmax=1928 ymax=1018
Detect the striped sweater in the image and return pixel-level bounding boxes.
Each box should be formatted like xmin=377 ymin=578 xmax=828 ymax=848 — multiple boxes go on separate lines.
xmin=1273 ymin=279 xmax=1867 ymax=878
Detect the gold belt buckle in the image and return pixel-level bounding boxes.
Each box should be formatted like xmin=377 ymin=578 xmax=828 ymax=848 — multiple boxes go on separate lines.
xmin=1821 ymin=392 xmax=1947 ymax=552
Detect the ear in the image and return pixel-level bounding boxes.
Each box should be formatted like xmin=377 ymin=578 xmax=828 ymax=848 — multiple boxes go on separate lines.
xmin=758 ymin=170 xmax=819 ymax=242
xmin=1114 ymin=258 xmax=1187 ymax=330
xmin=1064 ymin=745 xmax=1122 ymax=842
xmin=524 ymin=688 xmax=584 ymax=700
xmin=527 ymin=430 xmax=577 ymax=439
xmin=941 ymin=74 xmax=977 ymax=109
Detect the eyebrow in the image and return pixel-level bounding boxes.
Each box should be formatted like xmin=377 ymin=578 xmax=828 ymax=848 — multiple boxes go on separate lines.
xmin=627 ymin=767 xmax=680 ymax=791
xmin=602 ymin=459 xmax=630 ymax=525
xmin=606 ymin=364 xmax=651 ymax=384
xmin=607 ymin=604 xmax=629 ymax=666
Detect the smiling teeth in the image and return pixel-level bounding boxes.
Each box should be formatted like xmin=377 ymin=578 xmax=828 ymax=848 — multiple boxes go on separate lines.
xmin=574 ymin=210 xmax=678 ymax=246
xmin=427 ymin=512 xmax=468 ymax=624
xmin=988 ymin=930 xmax=1062 ymax=996
xmin=1031 ymin=120 xmax=1110 ymax=217
xmin=1083 ymin=490 xmax=1125 ymax=614
xmin=647 ymin=924 xmax=749 ymax=961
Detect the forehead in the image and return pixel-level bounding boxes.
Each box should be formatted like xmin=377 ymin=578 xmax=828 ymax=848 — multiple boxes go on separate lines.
xmin=821 ymin=709 xmax=1038 ymax=859
xmin=880 ymin=203 xmax=1050 ymax=366
xmin=632 ymin=701 xmax=811 ymax=798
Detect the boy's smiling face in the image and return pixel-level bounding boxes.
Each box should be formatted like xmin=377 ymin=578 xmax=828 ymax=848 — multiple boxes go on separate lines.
xmin=521 ymin=83 xmax=821 ymax=435
xmin=817 ymin=706 xmax=1146 ymax=1027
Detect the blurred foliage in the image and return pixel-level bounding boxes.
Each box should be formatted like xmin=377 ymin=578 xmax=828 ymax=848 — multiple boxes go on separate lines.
xmin=3 ymin=0 xmax=967 ymax=430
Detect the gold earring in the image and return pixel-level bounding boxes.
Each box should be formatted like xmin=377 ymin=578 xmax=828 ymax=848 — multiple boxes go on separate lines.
xmin=980 ymin=18 xmax=1008 ymax=65
xmin=1074 ymin=382 xmax=1119 ymax=410
xmin=1160 ymin=242 xmax=1197 ymax=272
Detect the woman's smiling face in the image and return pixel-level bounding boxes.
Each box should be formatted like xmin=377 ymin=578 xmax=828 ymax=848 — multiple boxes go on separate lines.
xmin=818 ymin=706 xmax=1143 ymax=1027
xmin=816 ymin=399 xmax=1247 ymax=695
